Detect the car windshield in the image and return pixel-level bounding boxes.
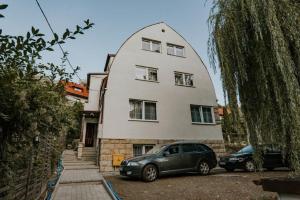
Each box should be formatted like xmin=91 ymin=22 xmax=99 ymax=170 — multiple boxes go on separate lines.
xmin=146 ymin=144 xmax=167 ymax=155
xmin=237 ymin=145 xmax=253 ymax=154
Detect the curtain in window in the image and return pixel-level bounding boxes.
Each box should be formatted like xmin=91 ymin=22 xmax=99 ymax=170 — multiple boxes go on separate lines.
xmin=167 ymin=45 xmax=175 ymax=55
xmin=148 ymin=69 xmax=157 ymax=81
xmin=152 ymin=41 xmax=161 ymax=53
xmin=191 ymin=105 xmax=201 ymax=122
xmin=202 ymin=107 xmax=213 ymax=123
xmin=145 ymin=102 xmax=157 ymax=120
xmin=129 ymin=100 xmax=142 ymax=119
xmin=176 ymin=46 xmax=184 ymax=57
xmin=175 ymin=73 xmax=184 ymax=85
xmin=133 ymin=145 xmax=143 ymax=157
xmin=142 ymin=39 xmax=151 ymax=51
xmin=135 ymin=67 xmax=147 ymax=80
xmin=185 ymin=74 xmax=193 ymax=86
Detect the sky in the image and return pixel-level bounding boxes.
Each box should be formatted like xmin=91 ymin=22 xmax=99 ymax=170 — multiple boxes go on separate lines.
xmin=1 ymin=0 xmax=225 ymax=105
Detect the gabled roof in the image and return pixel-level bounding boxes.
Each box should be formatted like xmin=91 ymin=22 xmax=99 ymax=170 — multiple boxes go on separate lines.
xmin=104 ymin=54 xmax=116 ymax=72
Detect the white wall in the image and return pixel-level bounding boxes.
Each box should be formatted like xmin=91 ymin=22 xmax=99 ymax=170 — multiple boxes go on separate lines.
xmin=102 ymin=22 xmax=222 ymax=140
xmin=84 ymin=74 xmax=106 ymax=111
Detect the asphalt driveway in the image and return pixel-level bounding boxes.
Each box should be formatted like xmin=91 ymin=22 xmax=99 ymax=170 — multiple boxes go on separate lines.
xmin=105 ymin=169 xmax=290 ymax=200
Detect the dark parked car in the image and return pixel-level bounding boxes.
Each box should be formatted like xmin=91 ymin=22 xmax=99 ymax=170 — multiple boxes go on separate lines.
xmin=120 ymin=141 xmax=217 ymax=181
xmin=219 ymin=145 xmax=288 ymax=172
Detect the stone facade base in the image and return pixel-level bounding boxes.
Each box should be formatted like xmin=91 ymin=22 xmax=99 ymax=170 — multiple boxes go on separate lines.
xmin=99 ymin=139 xmax=225 ymax=172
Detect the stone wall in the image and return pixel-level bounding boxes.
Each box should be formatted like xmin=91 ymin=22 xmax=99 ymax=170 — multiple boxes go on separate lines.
xmin=99 ymin=138 xmax=225 ymax=172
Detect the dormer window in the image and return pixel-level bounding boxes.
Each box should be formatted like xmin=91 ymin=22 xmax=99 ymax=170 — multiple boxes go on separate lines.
xmin=73 ymin=87 xmax=82 ymax=92
xmin=142 ymin=38 xmax=161 ymax=53
xmin=167 ymin=43 xmax=185 ymax=57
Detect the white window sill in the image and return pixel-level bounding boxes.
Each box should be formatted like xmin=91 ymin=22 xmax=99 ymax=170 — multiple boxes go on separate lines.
xmin=135 ymin=78 xmax=159 ymax=83
xmin=128 ymin=119 xmax=159 ymax=123
xmin=167 ymin=53 xmax=186 ymax=58
xmin=175 ymin=84 xmax=195 ymax=88
xmin=142 ymin=49 xmax=161 ymax=54
xmin=192 ymin=122 xmax=216 ymax=125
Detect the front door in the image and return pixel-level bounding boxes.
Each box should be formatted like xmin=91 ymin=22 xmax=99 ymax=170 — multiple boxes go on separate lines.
xmin=85 ymin=123 xmax=97 ymax=147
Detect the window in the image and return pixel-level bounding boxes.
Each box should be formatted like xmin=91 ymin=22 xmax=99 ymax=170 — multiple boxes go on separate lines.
xmin=129 ymin=100 xmax=142 ymax=119
xmin=202 ymin=107 xmax=213 ymax=123
xmin=135 ymin=66 xmax=158 ymax=81
xmin=190 ymin=105 xmax=214 ymax=124
xmin=167 ymin=43 xmax=185 ymax=57
xmin=166 ymin=145 xmax=180 ymax=155
xmin=129 ymin=99 xmax=157 ymax=120
xmin=73 ymin=87 xmax=82 ymax=92
xmin=182 ymin=144 xmax=196 ymax=153
xmin=174 ymin=72 xmax=194 ymax=86
xmin=195 ymin=144 xmax=207 ymax=152
xmin=133 ymin=145 xmax=143 ymax=156
xmin=142 ymin=38 xmax=161 ymax=53
xmin=133 ymin=144 xmax=155 ymax=157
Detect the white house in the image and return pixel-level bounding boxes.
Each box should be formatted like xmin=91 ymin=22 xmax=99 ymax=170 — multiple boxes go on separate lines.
xmin=78 ymin=22 xmax=225 ymax=172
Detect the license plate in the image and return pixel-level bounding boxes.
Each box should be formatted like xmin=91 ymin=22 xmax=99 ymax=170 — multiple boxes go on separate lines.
xmin=219 ymin=162 xmax=225 ymax=165
xmin=119 ymin=167 xmax=123 ymax=171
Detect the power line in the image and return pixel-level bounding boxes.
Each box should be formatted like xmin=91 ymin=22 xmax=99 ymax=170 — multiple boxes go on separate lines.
xmin=35 ymin=0 xmax=82 ymax=82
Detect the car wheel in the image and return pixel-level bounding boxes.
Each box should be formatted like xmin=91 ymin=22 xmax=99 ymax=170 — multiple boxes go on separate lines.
xmin=245 ymin=160 xmax=255 ymax=172
xmin=142 ymin=164 xmax=158 ymax=182
xmin=225 ymin=168 xmax=234 ymax=172
xmin=198 ymin=161 xmax=210 ymax=175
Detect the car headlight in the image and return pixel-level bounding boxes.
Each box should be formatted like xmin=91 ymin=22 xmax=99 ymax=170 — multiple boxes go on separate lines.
xmin=229 ymin=157 xmax=245 ymax=162
xmin=127 ymin=162 xmax=139 ymax=166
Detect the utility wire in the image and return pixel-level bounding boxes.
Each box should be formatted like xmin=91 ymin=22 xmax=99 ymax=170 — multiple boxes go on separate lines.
xmin=35 ymin=0 xmax=83 ymax=82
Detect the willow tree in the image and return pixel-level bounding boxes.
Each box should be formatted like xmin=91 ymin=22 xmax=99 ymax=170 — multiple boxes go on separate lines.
xmin=208 ymin=0 xmax=300 ymax=172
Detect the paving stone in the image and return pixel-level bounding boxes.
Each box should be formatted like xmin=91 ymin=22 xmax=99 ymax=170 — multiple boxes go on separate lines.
xmin=54 ymin=183 xmax=111 ymax=200
xmin=53 ymin=150 xmax=112 ymax=200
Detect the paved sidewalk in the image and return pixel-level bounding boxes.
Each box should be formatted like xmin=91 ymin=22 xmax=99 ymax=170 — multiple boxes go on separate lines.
xmin=53 ymin=150 xmax=112 ymax=200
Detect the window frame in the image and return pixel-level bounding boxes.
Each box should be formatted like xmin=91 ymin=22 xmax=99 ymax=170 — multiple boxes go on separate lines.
xmin=142 ymin=38 xmax=162 ymax=53
xmin=165 ymin=144 xmax=180 ymax=155
xmin=174 ymin=71 xmax=194 ymax=87
xmin=129 ymin=99 xmax=158 ymax=122
xmin=135 ymin=65 xmax=159 ymax=82
xmin=133 ymin=144 xmax=155 ymax=157
xmin=167 ymin=43 xmax=185 ymax=57
xmin=190 ymin=105 xmax=215 ymax=124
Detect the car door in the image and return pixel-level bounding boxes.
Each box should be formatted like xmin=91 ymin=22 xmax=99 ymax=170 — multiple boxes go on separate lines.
xmin=181 ymin=144 xmax=198 ymax=170
xmin=263 ymin=146 xmax=284 ymax=168
xmin=159 ymin=144 xmax=183 ymax=173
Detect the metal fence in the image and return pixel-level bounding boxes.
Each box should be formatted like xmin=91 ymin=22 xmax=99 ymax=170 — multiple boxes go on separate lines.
xmin=0 ymin=134 xmax=64 ymax=200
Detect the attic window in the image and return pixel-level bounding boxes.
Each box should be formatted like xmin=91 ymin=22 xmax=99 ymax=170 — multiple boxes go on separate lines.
xmin=142 ymin=38 xmax=161 ymax=53
xmin=167 ymin=43 xmax=185 ymax=57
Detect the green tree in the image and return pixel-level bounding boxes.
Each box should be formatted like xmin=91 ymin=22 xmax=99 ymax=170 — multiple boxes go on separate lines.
xmin=209 ymin=0 xmax=300 ymax=172
xmin=0 ymin=4 xmax=94 ymax=197
xmin=65 ymin=101 xmax=83 ymax=147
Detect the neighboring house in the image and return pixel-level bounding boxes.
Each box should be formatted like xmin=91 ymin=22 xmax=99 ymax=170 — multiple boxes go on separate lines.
xmin=78 ymin=22 xmax=225 ymax=172
xmin=218 ymin=106 xmax=249 ymax=144
xmin=63 ymin=81 xmax=89 ymax=104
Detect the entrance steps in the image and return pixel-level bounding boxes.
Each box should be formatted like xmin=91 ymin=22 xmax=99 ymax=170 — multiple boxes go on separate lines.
xmin=81 ymin=147 xmax=97 ymax=162
xmin=62 ymin=150 xmax=97 ymax=170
